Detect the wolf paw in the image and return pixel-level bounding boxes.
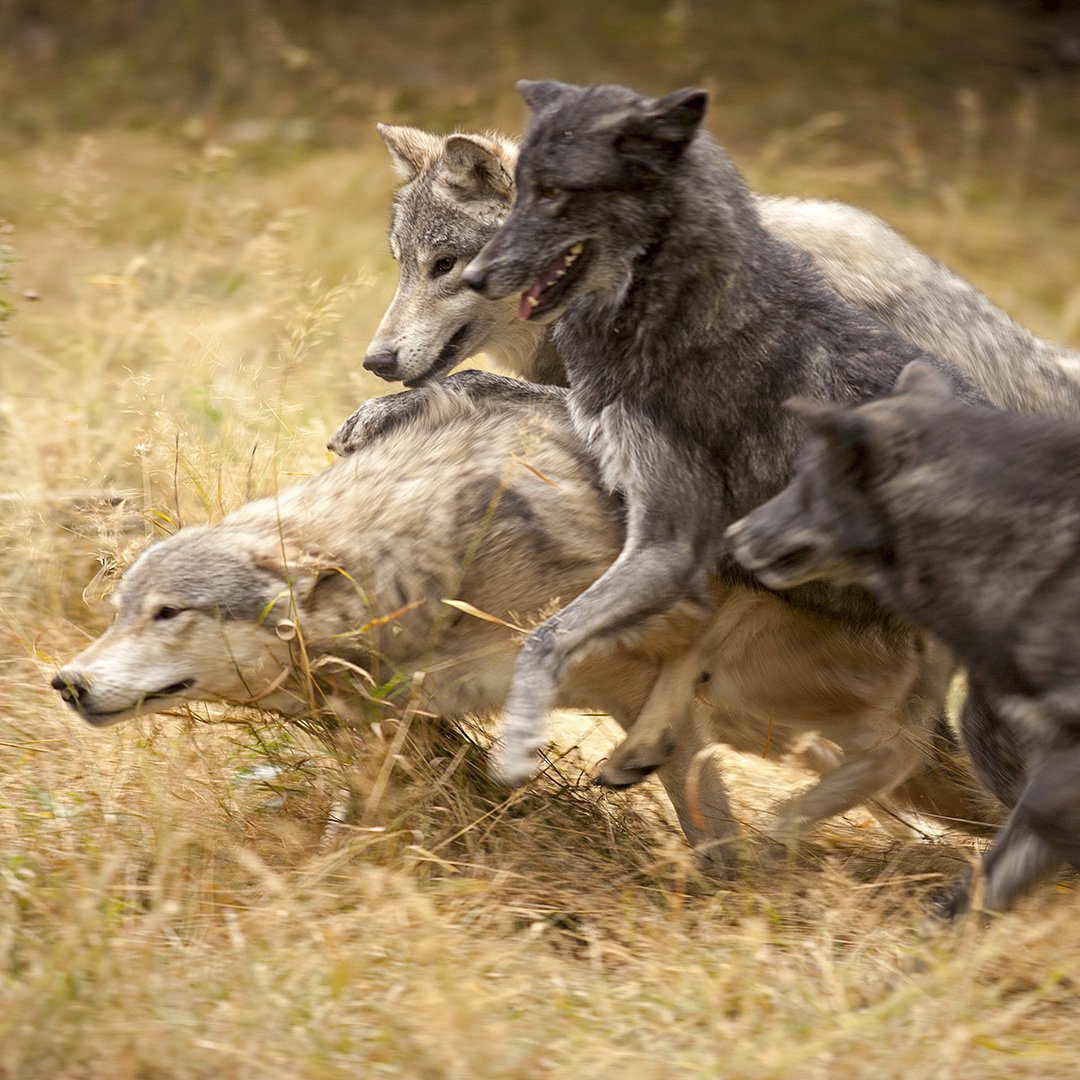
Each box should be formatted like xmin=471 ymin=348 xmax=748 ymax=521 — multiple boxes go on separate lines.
xmin=489 ymin=738 xmax=542 ymax=788
xmin=595 ymin=731 xmax=675 ymax=789
xmin=328 ymin=391 xmax=429 ymax=456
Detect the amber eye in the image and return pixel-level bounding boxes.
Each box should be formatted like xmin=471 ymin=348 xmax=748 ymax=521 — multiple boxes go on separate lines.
xmin=431 ymin=256 xmax=456 ymax=277
xmin=154 ymin=605 xmax=183 ymax=621
xmin=535 ymin=184 xmax=562 ymax=202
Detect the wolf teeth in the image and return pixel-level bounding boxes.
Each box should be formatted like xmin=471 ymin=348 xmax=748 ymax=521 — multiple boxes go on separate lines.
xmin=525 ymin=296 xmax=540 ymax=308
xmin=563 ymin=242 xmax=585 ymax=267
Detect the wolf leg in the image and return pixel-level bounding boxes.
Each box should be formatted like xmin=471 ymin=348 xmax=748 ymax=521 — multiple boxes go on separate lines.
xmin=647 ymin=707 xmax=741 ymax=873
xmin=597 ymin=645 xmax=704 ymax=788
xmin=329 ymin=371 xmax=567 ymax=454
xmin=491 ymin=538 xmax=704 ymax=785
xmin=767 ymin=725 xmax=925 ymax=841
xmin=959 ymin=682 xmax=1030 ymax=810
xmin=966 ymin=743 xmax=1080 ymax=912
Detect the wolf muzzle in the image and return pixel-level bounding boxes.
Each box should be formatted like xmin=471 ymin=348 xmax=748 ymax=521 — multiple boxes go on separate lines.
xmin=363 ymin=351 xmax=401 ymax=380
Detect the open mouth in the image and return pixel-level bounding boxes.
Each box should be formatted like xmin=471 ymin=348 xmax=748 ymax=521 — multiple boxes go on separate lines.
xmin=518 ymin=241 xmax=590 ymax=321
xmin=403 ymin=322 xmax=473 ymax=387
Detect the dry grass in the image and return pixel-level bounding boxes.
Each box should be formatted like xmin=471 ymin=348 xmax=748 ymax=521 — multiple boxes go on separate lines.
xmin=3 ymin=4 xmax=1080 ymax=1076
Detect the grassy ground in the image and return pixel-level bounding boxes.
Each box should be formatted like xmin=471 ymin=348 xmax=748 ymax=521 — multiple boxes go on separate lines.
xmin=3 ymin=3 xmax=1080 ymax=1076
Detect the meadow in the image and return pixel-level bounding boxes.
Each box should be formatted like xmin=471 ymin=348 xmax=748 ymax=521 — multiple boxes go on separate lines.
xmin=2 ymin=2 xmax=1080 ymax=1076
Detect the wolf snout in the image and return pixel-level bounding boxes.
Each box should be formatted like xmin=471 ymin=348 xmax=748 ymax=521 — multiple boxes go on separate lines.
xmin=363 ymin=351 xmax=401 ymax=381
xmin=51 ymin=669 xmax=89 ymax=706
xmin=461 ymin=259 xmax=491 ymax=294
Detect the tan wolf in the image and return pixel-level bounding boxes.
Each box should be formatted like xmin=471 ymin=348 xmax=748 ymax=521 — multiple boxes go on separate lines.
xmin=52 ymin=392 xmax=994 ymax=861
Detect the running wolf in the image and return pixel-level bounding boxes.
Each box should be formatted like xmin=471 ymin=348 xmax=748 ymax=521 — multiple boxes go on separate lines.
xmin=729 ymin=361 xmax=1080 ymax=912
xmin=330 ymin=113 xmax=1059 ymax=837
xmin=51 ymin=392 xmax=993 ymax=855
xmin=345 ymin=123 xmax=1080 ymax=412
xmin=431 ymin=79 xmax=996 ymax=790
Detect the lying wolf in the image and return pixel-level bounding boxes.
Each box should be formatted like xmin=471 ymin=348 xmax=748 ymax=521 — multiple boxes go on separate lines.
xmin=729 ymin=361 xmax=1080 ymax=912
xmin=51 ymin=392 xmax=992 ymax=857
xmin=328 ymin=114 xmax=1072 ymax=838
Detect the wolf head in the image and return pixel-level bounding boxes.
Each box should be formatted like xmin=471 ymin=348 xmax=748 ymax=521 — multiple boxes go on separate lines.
xmin=364 ymin=124 xmax=543 ymax=385
xmin=51 ymin=527 xmax=333 ymax=725
xmin=726 ymin=362 xmax=960 ymax=593
xmin=463 ymin=81 xmax=709 ymax=323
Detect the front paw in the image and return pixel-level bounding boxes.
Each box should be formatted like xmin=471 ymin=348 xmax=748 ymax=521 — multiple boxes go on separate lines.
xmin=328 ymin=391 xmax=425 ymax=456
xmin=595 ymin=730 xmax=675 ymax=789
xmin=489 ymin=737 xmax=542 ymax=788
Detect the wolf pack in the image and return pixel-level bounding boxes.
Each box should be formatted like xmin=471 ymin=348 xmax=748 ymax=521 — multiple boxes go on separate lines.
xmin=53 ymin=80 xmax=1080 ymax=919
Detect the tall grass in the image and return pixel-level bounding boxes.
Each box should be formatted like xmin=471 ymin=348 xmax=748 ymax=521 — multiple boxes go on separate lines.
xmin=2 ymin=3 xmax=1080 ymax=1076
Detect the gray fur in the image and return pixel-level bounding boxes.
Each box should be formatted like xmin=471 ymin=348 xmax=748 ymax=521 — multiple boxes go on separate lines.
xmin=329 ymin=115 xmax=1067 ymax=837
xmin=52 ymin=391 xmax=995 ymax=860
xmin=455 ymin=80 xmax=992 ymax=787
xmin=730 ymin=362 xmax=1080 ymax=911
xmin=339 ymin=125 xmax=1080 ymax=422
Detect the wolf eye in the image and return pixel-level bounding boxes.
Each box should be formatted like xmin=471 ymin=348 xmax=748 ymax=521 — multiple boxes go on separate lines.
xmin=154 ymin=605 xmax=184 ymax=621
xmin=535 ymin=184 xmax=562 ymax=202
xmin=431 ymin=256 xmax=456 ymax=278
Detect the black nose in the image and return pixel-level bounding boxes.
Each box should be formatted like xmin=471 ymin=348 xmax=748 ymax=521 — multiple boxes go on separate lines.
xmin=363 ymin=351 xmax=400 ymax=380
xmin=461 ymin=262 xmax=488 ymax=293
xmin=52 ymin=670 xmax=88 ymax=704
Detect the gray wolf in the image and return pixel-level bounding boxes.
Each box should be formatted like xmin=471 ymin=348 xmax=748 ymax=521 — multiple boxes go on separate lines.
xmin=330 ymin=115 xmax=1039 ymax=840
xmin=431 ymin=79 xmax=991 ymax=791
xmin=729 ymin=361 xmax=1080 ymax=912
xmin=343 ymin=123 xmax=1080 ymax=412
xmin=51 ymin=391 xmax=993 ymax=857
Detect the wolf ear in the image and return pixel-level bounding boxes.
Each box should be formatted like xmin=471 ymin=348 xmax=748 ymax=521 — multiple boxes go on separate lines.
xmin=376 ymin=123 xmax=443 ymax=182
xmin=517 ymin=79 xmax=576 ymax=113
xmin=248 ymin=539 xmax=341 ymax=618
xmin=612 ymin=87 xmax=708 ymax=166
xmin=786 ymin=398 xmax=884 ymax=485
xmin=641 ymin=88 xmax=709 ymax=144
xmin=893 ymin=360 xmax=955 ymax=400
xmin=439 ymin=135 xmax=514 ymax=201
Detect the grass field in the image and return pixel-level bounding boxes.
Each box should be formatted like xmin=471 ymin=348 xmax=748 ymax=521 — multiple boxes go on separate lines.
xmin=3 ymin=3 xmax=1080 ymax=1076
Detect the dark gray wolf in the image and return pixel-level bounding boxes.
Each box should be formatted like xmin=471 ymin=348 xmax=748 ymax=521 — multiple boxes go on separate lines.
xmin=333 ymin=120 xmax=1075 ymax=837
xmin=50 ymin=391 xmax=992 ymax=856
xmin=343 ymin=124 xmax=1080 ymax=411
xmin=421 ymin=79 xmax=997 ymax=791
xmin=728 ymin=361 xmax=1080 ymax=912
xmin=326 ymin=122 xmax=1019 ymax=841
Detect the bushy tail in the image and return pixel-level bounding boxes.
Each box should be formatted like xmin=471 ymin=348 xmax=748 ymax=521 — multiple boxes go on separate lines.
xmin=759 ymin=195 xmax=1080 ymax=419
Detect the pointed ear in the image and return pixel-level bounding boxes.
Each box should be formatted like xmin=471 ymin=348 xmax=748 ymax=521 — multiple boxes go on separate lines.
xmin=248 ymin=539 xmax=340 ymax=617
xmin=786 ymin=398 xmax=882 ymax=484
xmin=376 ymin=123 xmax=443 ymax=182
xmin=612 ymin=87 xmax=708 ymax=167
xmin=439 ymin=134 xmax=514 ymax=201
xmin=517 ymin=79 xmax=575 ymax=113
xmin=641 ymin=88 xmax=709 ymax=146
xmin=893 ymin=360 xmax=955 ymax=400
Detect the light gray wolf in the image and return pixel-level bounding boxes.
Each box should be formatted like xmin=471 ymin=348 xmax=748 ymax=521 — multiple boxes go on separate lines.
xmin=50 ymin=391 xmax=994 ymax=858
xmin=330 ymin=116 xmax=1067 ymax=840
xmin=729 ymin=360 xmax=1080 ymax=912
xmin=343 ymin=123 xmax=1080 ymax=413
xmin=412 ymin=79 xmax=995 ymax=794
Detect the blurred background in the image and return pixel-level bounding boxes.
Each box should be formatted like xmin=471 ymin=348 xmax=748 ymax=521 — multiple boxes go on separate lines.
xmin=2 ymin=5 xmax=1080 ymax=1074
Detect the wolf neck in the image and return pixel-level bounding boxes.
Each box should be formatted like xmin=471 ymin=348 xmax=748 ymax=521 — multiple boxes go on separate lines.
xmin=485 ymin=313 xmax=568 ymax=386
xmin=554 ymin=136 xmax=801 ymax=397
